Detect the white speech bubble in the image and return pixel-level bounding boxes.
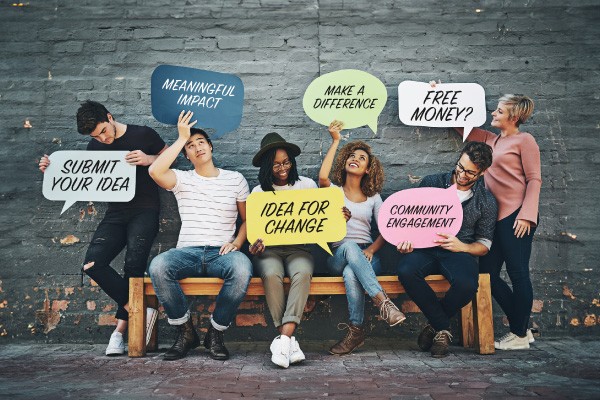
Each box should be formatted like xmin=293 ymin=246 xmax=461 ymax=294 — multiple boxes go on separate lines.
xmin=398 ymin=81 xmax=486 ymax=140
xmin=42 ymin=151 xmax=136 ymax=214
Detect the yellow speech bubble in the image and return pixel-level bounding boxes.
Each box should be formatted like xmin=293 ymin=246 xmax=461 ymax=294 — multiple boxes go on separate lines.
xmin=247 ymin=187 xmax=347 ymax=255
xmin=302 ymin=69 xmax=387 ymax=135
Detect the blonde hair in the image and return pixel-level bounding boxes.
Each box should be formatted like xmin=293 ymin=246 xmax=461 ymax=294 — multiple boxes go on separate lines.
xmin=332 ymin=140 xmax=384 ymax=197
xmin=498 ymin=94 xmax=534 ymax=127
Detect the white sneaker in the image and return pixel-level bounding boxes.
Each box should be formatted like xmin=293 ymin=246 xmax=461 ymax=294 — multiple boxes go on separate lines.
xmin=270 ymin=335 xmax=291 ymax=368
xmin=146 ymin=307 xmax=159 ymax=346
xmin=105 ymin=331 xmax=125 ymax=356
xmin=495 ymin=332 xmax=530 ymax=350
xmin=527 ymin=329 xmax=535 ymax=344
xmin=289 ymin=336 xmax=305 ymax=364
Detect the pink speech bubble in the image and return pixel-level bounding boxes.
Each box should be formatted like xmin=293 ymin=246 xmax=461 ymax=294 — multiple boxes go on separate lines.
xmin=378 ymin=185 xmax=463 ymax=249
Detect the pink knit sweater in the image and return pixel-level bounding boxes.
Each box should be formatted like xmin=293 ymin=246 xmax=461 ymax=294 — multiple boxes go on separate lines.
xmin=458 ymin=128 xmax=542 ymax=225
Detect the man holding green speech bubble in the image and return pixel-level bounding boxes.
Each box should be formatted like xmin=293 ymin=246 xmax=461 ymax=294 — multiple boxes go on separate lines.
xmin=39 ymin=100 xmax=167 ymax=356
xmin=147 ymin=110 xmax=252 ymax=361
xmin=396 ymin=142 xmax=497 ymax=358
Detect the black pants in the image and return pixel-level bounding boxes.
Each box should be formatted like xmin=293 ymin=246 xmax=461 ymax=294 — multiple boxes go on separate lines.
xmin=83 ymin=208 xmax=159 ymax=321
xmin=397 ymin=247 xmax=479 ymax=332
xmin=479 ymin=208 xmax=536 ymax=337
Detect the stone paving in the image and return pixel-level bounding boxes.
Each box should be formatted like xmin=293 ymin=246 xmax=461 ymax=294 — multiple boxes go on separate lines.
xmin=0 ymin=338 xmax=599 ymax=399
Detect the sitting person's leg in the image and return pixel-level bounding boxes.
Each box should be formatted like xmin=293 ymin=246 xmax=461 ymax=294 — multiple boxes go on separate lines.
xmin=148 ymin=247 xmax=201 ymax=360
xmin=204 ymin=248 xmax=253 ymax=360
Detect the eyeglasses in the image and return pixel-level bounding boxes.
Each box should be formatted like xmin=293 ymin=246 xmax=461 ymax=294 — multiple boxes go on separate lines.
xmin=455 ymin=162 xmax=479 ymax=178
xmin=273 ymin=160 xmax=292 ymax=172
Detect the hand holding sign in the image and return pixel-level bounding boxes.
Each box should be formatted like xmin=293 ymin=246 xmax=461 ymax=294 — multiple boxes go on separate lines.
xmin=151 ymin=65 xmax=244 ymax=138
xmin=378 ymin=185 xmax=463 ymax=249
xmin=303 ymin=69 xmax=387 ymax=135
xmin=247 ymin=187 xmax=347 ymax=255
xmin=398 ymin=80 xmax=486 ymax=140
xmin=42 ymin=151 xmax=136 ymax=214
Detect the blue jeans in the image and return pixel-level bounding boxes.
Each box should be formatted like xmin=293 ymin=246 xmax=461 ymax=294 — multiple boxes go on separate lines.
xmin=148 ymin=246 xmax=252 ymax=328
xmin=397 ymin=247 xmax=479 ymax=332
xmin=327 ymin=242 xmax=383 ymax=326
xmin=479 ymin=208 xmax=537 ymax=337
xmin=83 ymin=208 xmax=159 ymax=321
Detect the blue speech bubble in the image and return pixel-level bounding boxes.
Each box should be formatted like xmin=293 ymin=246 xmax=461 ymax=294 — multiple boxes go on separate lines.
xmin=151 ymin=65 xmax=244 ymax=138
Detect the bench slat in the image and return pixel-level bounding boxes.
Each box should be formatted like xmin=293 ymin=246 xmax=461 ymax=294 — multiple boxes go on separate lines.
xmin=141 ymin=275 xmax=450 ymax=296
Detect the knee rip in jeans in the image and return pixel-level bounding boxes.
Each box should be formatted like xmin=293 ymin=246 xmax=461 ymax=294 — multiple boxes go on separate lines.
xmin=83 ymin=261 xmax=95 ymax=270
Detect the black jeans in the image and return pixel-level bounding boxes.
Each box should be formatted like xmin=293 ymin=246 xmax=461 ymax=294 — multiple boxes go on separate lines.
xmin=479 ymin=208 xmax=536 ymax=337
xmin=83 ymin=208 xmax=159 ymax=321
xmin=397 ymin=247 xmax=479 ymax=332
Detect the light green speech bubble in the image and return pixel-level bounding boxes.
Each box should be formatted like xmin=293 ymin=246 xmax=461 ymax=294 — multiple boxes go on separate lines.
xmin=303 ymin=69 xmax=387 ymax=135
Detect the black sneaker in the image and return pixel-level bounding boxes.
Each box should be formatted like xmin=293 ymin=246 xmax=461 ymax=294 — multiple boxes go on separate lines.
xmin=417 ymin=324 xmax=436 ymax=351
xmin=430 ymin=330 xmax=453 ymax=358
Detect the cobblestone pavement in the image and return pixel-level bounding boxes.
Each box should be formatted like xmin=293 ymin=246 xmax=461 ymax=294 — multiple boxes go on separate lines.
xmin=0 ymin=338 xmax=599 ymax=399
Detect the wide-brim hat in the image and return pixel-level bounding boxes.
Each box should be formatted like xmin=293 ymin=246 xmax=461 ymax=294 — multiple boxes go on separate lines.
xmin=252 ymin=132 xmax=301 ymax=167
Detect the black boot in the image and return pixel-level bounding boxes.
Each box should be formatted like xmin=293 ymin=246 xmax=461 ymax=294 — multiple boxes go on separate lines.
xmin=164 ymin=319 xmax=200 ymax=361
xmin=203 ymin=325 xmax=230 ymax=360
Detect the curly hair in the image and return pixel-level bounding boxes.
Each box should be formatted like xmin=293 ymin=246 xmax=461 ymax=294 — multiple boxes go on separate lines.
xmin=257 ymin=147 xmax=300 ymax=192
xmin=460 ymin=141 xmax=493 ymax=171
xmin=331 ymin=140 xmax=384 ymax=197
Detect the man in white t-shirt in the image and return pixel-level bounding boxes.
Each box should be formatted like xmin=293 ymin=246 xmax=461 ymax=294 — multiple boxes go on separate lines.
xmin=148 ymin=110 xmax=252 ymax=361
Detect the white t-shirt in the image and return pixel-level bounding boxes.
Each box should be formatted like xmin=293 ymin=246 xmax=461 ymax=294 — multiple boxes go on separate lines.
xmin=251 ymin=176 xmax=317 ymax=193
xmin=170 ymin=168 xmax=249 ymax=248
xmin=331 ymin=185 xmax=382 ymax=246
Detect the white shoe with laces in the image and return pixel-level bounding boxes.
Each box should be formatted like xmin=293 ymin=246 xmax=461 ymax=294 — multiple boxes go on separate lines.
xmin=270 ymin=335 xmax=291 ymax=368
xmin=289 ymin=336 xmax=305 ymax=364
xmin=105 ymin=331 xmax=125 ymax=356
xmin=146 ymin=307 xmax=159 ymax=346
xmin=527 ymin=329 xmax=535 ymax=344
xmin=495 ymin=332 xmax=530 ymax=350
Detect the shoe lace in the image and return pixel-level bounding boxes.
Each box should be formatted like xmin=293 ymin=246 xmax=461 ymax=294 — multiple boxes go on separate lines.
xmin=497 ymin=332 xmax=514 ymax=343
xmin=433 ymin=330 xmax=453 ymax=344
xmin=379 ymin=298 xmax=398 ymax=321
xmin=337 ymin=323 xmax=356 ymax=344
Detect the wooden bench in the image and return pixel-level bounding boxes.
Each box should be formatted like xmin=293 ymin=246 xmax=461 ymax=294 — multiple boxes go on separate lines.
xmin=128 ymin=274 xmax=494 ymax=357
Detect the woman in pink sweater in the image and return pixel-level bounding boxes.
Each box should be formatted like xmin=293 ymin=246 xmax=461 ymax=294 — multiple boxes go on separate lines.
xmin=458 ymin=94 xmax=541 ymax=350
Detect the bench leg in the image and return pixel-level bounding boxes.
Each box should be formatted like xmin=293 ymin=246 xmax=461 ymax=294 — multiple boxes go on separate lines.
xmin=147 ymin=295 xmax=159 ymax=352
xmin=473 ymin=273 xmax=495 ymax=354
xmin=460 ymin=301 xmax=475 ymax=348
xmin=128 ymin=277 xmax=146 ymax=357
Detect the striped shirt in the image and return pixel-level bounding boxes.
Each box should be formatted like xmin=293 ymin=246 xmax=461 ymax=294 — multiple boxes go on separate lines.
xmin=170 ymin=168 xmax=249 ymax=248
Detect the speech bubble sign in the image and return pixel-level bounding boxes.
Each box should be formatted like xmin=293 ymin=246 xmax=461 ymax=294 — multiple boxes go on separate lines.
xmin=247 ymin=187 xmax=347 ymax=255
xmin=42 ymin=151 xmax=136 ymax=215
xmin=378 ymin=185 xmax=463 ymax=249
xmin=151 ymin=64 xmax=244 ymax=138
xmin=398 ymin=80 xmax=486 ymax=140
xmin=303 ymin=69 xmax=387 ymax=135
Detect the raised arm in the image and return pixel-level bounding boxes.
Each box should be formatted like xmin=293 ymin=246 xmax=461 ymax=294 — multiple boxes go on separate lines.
xmin=149 ymin=110 xmax=196 ymax=190
xmin=318 ymin=120 xmax=344 ymax=188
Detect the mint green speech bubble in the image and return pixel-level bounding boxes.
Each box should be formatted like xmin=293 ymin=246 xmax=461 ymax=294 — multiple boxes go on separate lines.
xmin=303 ymin=69 xmax=387 ymax=135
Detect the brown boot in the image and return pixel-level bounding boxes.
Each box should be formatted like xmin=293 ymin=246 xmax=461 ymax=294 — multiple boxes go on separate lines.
xmin=329 ymin=323 xmax=365 ymax=355
xmin=373 ymin=291 xmax=406 ymax=326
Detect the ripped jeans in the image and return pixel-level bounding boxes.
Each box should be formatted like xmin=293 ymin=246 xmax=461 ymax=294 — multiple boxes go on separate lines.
xmin=83 ymin=208 xmax=159 ymax=321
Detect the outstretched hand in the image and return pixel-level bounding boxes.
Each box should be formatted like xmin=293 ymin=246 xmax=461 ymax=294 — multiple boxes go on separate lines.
xmin=178 ymin=110 xmax=197 ymax=141
xmin=328 ymin=120 xmax=344 ymax=141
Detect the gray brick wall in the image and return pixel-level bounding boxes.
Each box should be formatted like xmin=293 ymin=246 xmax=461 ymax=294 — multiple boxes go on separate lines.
xmin=0 ymin=0 xmax=598 ymax=342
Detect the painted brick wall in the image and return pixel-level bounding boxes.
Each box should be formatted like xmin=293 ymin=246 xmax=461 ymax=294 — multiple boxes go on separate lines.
xmin=0 ymin=0 xmax=599 ymax=343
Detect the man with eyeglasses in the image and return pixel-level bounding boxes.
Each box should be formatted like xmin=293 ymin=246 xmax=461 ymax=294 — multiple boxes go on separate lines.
xmin=395 ymin=141 xmax=497 ymax=358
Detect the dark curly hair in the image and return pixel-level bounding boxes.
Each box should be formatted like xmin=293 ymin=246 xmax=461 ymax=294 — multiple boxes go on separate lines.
xmin=257 ymin=147 xmax=300 ymax=192
xmin=459 ymin=141 xmax=493 ymax=171
xmin=76 ymin=100 xmax=110 ymax=135
xmin=331 ymin=140 xmax=384 ymax=197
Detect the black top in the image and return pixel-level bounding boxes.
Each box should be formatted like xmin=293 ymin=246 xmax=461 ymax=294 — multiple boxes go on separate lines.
xmin=419 ymin=172 xmax=498 ymax=244
xmin=87 ymin=125 xmax=165 ymax=211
